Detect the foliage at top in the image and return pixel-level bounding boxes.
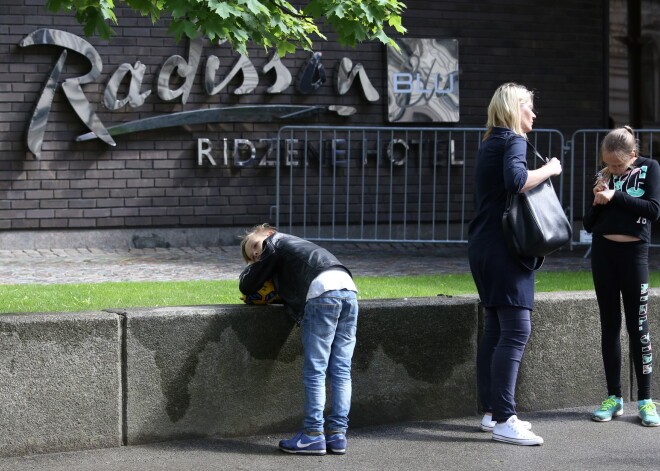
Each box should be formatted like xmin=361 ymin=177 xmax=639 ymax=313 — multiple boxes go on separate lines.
xmin=44 ymin=0 xmax=407 ymax=55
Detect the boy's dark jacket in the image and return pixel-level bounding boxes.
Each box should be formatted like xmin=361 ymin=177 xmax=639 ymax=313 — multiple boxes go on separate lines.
xmin=239 ymin=232 xmax=352 ymax=323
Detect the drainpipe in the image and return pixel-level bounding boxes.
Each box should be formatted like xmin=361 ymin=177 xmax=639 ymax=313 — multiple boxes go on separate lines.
xmin=628 ymin=0 xmax=642 ymax=128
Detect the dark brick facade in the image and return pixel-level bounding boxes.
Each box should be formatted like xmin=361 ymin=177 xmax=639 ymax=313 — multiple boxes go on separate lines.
xmin=0 ymin=0 xmax=607 ymax=233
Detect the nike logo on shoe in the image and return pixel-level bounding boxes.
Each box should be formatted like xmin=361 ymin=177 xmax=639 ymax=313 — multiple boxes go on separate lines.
xmin=296 ymin=438 xmax=318 ymax=448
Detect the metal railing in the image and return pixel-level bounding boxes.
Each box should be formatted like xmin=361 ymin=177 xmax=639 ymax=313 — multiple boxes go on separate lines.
xmin=275 ymin=126 xmax=565 ymax=244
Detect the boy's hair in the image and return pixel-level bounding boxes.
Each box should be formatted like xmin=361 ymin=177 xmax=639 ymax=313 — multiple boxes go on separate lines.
xmin=483 ymin=82 xmax=534 ymax=141
xmin=598 ymin=125 xmax=638 ymax=181
xmin=240 ymin=223 xmax=277 ymax=263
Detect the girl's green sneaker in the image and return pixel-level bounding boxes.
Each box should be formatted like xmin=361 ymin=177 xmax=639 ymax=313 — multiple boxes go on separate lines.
xmin=592 ymin=395 xmax=623 ymax=422
xmin=638 ymin=399 xmax=660 ymax=427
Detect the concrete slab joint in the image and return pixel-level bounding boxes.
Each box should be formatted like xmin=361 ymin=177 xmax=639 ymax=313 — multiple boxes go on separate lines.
xmin=104 ymin=308 xmax=130 ymax=447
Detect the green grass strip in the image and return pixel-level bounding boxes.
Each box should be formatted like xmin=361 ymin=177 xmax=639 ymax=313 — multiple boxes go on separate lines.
xmin=1 ymin=271 xmax=660 ymax=314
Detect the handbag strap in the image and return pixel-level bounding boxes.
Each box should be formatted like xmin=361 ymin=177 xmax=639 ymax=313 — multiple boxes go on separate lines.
xmin=527 ymin=141 xmax=549 ymax=165
xmin=518 ymin=255 xmax=545 ymax=271
xmin=504 ymin=133 xmax=549 ymax=165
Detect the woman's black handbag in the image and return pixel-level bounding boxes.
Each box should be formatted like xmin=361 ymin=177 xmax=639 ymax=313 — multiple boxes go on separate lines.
xmin=502 ymin=145 xmax=572 ymax=263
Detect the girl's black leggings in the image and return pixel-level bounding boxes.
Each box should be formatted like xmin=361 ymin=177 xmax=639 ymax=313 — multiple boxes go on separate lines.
xmin=591 ymin=235 xmax=653 ymax=400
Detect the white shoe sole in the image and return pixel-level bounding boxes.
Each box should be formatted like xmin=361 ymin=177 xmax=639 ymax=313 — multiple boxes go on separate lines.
xmin=279 ymin=447 xmax=327 ymax=455
xmin=591 ymin=409 xmax=623 ymax=422
xmin=639 ymin=415 xmax=660 ymax=427
xmin=492 ymin=433 xmax=543 ymax=446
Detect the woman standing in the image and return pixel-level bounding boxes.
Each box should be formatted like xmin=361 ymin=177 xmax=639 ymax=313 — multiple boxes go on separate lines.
xmin=468 ymin=83 xmax=562 ymax=446
xmin=583 ymin=126 xmax=660 ymax=426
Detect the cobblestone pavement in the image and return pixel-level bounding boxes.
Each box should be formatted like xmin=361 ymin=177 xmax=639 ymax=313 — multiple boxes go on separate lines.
xmin=0 ymin=242 xmax=619 ymax=285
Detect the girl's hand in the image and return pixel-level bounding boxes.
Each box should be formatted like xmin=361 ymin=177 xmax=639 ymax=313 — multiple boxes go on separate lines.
xmin=593 ymin=189 xmax=615 ymax=205
xmin=593 ymin=181 xmax=608 ymax=196
xmin=593 ymin=171 xmax=607 ymax=196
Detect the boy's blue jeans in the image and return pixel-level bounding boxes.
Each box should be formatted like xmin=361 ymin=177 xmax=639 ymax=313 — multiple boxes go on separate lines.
xmin=301 ymin=289 xmax=358 ymax=434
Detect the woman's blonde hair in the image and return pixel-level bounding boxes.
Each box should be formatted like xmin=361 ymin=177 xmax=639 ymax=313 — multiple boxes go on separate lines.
xmin=239 ymin=223 xmax=277 ymax=263
xmin=598 ymin=125 xmax=638 ymax=182
xmin=483 ymin=82 xmax=534 ymax=140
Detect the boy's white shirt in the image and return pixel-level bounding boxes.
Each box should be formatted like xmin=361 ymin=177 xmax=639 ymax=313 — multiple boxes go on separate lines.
xmin=306 ymin=268 xmax=357 ymax=301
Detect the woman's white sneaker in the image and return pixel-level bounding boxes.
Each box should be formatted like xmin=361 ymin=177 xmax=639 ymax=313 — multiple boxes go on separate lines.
xmin=492 ymin=415 xmax=543 ymax=446
xmin=479 ymin=413 xmax=532 ymax=432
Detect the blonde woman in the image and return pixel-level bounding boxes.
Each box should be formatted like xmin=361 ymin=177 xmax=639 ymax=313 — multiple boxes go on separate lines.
xmin=584 ymin=126 xmax=660 ymax=426
xmin=468 ymin=83 xmax=562 ymax=446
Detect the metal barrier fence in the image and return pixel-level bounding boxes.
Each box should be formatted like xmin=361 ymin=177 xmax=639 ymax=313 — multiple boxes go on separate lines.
xmin=275 ymin=126 xmax=565 ymax=244
xmin=570 ymin=128 xmax=660 ymax=249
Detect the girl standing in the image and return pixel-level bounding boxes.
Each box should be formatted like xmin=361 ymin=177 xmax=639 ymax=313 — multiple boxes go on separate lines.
xmin=584 ymin=126 xmax=660 ymax=426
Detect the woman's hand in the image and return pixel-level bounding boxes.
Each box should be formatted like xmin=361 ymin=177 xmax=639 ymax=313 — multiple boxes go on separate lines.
xmin=593 ymin=189 xmax=615 ymax=205
xmin=521 ymin=157 xmax=562 ymax=192
xmin=544 ymin=157 xmax=562 ymax=176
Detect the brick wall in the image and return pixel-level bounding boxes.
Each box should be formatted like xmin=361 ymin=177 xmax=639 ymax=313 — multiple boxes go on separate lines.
xmin=0 ymin=0 xmax=607 ymax=233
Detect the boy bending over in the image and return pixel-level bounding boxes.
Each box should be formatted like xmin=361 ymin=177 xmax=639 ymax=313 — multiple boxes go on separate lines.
xmin=239 ymin=224 xmax=359 ymax=455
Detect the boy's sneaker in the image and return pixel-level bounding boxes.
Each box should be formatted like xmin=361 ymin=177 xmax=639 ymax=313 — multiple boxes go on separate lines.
xmin=278 ymin=431 xmax=326 ymax=455
xmin=638 ymin=399 xmax=660 ymax=427
xmin=492 ymin=415 xmax=543 ymax=446
xmin=592 ymin=395 xmax=623 ymax=422
xmin=479 ymin=413 xmax=532 ymax=432
xmin=326 ymin=432 xmax=347 ymax=454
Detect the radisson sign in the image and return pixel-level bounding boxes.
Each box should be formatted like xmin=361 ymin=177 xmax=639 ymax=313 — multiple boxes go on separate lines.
xmin=19 ymin=28 xmax=381 ymax=160
xmin=19 ymin=30 xmax=459 ymax=166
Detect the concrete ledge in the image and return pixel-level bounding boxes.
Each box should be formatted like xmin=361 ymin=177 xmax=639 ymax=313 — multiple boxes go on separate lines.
xmin=0 ymin=311 xmax=122 ymax=457
xmin=2 ymin=290 xmax=658 ymax=456
xmin=517 ymin=291 xmax=631 ymax=411
xmin=350 ymin=297 xmax=479 ymax=426
xmin=116 ymin=304 xmax=302 ymax=444
xmin=117 ymin=296 xmax=479 ymax=444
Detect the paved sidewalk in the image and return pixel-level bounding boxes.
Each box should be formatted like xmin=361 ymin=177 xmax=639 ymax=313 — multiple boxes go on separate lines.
xmin=0 ymin=243 xmax=606 ymax=285
xmin=0 ymin=406 xmax=656 ymax=470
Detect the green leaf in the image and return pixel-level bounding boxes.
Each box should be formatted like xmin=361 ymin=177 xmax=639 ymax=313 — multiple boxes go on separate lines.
xmin=302 ymin=0 xmax=324 ymax=18
xmin=327 ymin=2 xmax=346 ymax=20
xmin=374 ymin=29 xmax=390 ymax=44
xmin=210 ymin=1 xmax=239 ymax=19
xmin=243 ymin=0 xmax=268 ymax=15
xmin=183 ymin=21 xmax=199 ymax=39
xmin=99 ymin=3 xmax=118 ymax=22
xmin=45 ymin=0 xmax=69 ymax=12
xmin=389 ymin=15 xmax=407 ymax=34
xmin=166 ymin=18 xmax=189 ymax=42
xmin=276 ymin=40 xmax=297 ymax=56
